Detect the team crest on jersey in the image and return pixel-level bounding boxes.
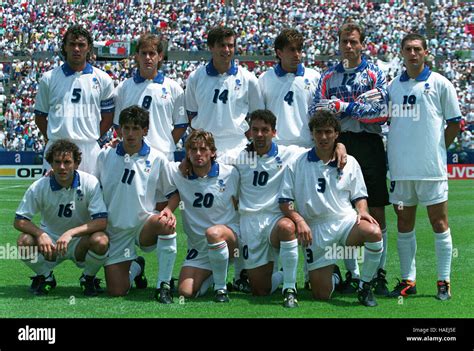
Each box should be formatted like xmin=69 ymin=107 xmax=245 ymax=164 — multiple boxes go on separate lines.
xmin=161 ymin=87 xmax=168 ymax=99
xmin=234 ymin=79 xmax=242 ymax=91
xmin=275 ymin=156 xmax=283 ymax=169
xmin=76 ymin=189 xmax=84 ymax=201
xmin=424 ymin=83 xmax=431 ymax=93
xmin=144 ymin=160 xmax=151 ymax=173
xmin=217 ymin=179 xmax=226 ymax=192
xmin=92 ymin=77 xmax=100 ymax=91
xmin=304 ymin=78 xmax=311 ymax=90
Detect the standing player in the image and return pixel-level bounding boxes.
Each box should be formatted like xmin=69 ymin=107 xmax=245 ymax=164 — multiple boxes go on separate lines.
xmin=34 ymin=25 xmax=115 ymax=176
xmin=236 ymin=110 xmax=306 ymax=308
xmin=387 ymin=33 xmax=461 ymax=301
xmin=163 ymin=130 xmax=240 ymax=303
xmin=258 ymin=29 xmax=320 ymax=148
xmin=114 ymin=33 xmax=187 ymax=161
xmin=14 ymin=139 xmax=109 ymax=297
xmin=185 ymin=26 xmax=264 ymax=162
xmin=279 ymin=111 xmax=383 ymax=307
xmin=308 ymin=22 xmax=389 ymax=295
xmin=97 ymin=106 xmax=177 ymax=303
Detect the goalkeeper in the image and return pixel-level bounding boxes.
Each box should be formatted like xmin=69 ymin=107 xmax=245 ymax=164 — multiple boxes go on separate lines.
xmin=308 ymin=22 xmax=390 ymax=297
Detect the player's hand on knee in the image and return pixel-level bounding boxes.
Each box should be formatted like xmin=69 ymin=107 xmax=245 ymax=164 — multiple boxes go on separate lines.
xmin=38 ymin=233 xmax=56 ymax=260
xmin=158 ymin=208 xmax=176 ymax=231
xmin=357 ymin=211 xmax=379 ymax=226
xmin=296 ymin=220 xmax=312 ymax=246
xmin=56 ymin=232 xmax=73 ymax=256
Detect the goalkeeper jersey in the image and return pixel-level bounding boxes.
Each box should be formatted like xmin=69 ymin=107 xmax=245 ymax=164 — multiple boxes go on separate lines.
xmin=308 ymin=58 xmax=388 ymax=134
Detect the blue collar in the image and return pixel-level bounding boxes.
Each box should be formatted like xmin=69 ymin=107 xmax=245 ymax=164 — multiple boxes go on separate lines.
xmin=116 ymin=141 xmax=151 ymax=157
xmin=61 ymin=62 xmax=93 ymax=77
xmin=50 ymin=170 xmax=80 ymax=191
xmin=307 ymin=148 xmax=337 ymax=167
xmin=335 ymin=58 xmax=368 ymax=73
xmin=265 ymin=142 xmax=278 ymax=157
xmin=133 ymin=70 xmax=165 ymax=84
xmin=400 ymin=65 xmax=431 ymax=82
xmin=206 ymin=59 xmax=238 ymax=76
xmin=274 ymin=63 xmax=305 ymax=77
xmin=188 ymin=161 xmax=220 ymax=180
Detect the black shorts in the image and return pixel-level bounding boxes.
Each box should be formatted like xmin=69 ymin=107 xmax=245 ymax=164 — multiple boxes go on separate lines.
xmin=338 ymin=131 xmax=389 ymax=207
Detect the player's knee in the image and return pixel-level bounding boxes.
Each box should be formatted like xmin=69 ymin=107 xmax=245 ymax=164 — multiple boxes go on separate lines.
xmin=89 ymin=232 xmax=109 ymax=254
xmin=17 ymin=233 xmax=35 ymax=247
xmin=205 ymin=228 xmax=222 ymax=243
xmin=277 ymin=219 xmax=296 ymax=241
xmin=107 ymin=286 xmax=129 ymax=297
xmin=369 ymin=224 xmax=382 ymax=242
xmin=430 ymin=218 xmax=448 ymax=233
xmin=312 ymin=288 xmax=332 ymax=300
xmin=178 ymin=286 xmax=194 ymax=299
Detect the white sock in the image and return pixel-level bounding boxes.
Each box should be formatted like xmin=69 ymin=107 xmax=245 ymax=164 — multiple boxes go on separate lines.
xmin=156 ymin=233 xmax=177 ymax=287
xmin=397 ymin=230 xmax=417 ymax=281
xmin=344 ymin=257 xmax=360 ymax=279
xmin=83 ymin=249 xmax=108 ymax=277
xmin=280 ymin=239 xmax=298 ymax=291
xmin=21 ymin=251 xmax=51 ymax=277
xmin=129 ymin=260 xmax=141 ymax=287
xmin=377 ymin=227 xmax=388 ymax=271
xmin=208 ymin=241 xmax=229 ymax=291
xmin=330 ymin=270 xmax=341 ymax=297
xmin=434 ymin=229 xmax=452 ymax=281
xmin=195 ymin=275 xmax=213 ymax=297
xmin=360 ymin=240 xmax=384 ymax=285
xmin=271 ymin=270 xmax=284 ymax=294
xmin=272 ymin=247 xmax=280 ymax=273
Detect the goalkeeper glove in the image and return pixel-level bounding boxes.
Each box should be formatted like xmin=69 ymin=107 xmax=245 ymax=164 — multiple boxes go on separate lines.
xmin=314 ymin=98 xmax=349 ymax=114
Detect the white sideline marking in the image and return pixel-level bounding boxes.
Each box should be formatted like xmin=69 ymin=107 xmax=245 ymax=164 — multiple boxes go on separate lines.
xmin=0 ymin=185 xmax=24 ymax=191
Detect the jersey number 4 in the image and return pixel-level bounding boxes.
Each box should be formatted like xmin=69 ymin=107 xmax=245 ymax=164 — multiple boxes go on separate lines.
xmin=284 ymin=91 xmax=294 ymax=106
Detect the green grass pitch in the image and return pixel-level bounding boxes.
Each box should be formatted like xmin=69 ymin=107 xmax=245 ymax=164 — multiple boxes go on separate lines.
xmin=0 ymin=179 xmax=473 ymax=318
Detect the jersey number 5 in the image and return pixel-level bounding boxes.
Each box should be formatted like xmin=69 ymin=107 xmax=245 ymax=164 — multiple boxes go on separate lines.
xmin=71 ymin=88 xmax=81 ymax=103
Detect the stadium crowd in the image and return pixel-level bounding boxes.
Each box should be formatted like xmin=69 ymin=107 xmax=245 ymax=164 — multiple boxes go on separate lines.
xmin=0 ymin=0 xmax=472 ymax=152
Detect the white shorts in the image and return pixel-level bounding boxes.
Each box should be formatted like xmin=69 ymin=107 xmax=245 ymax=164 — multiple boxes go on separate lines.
xmin=306 ymin=213 xmax=358 ymax=271
xmin=389 ymin=180 xmax=448 ymax=207
xmin=182 ymin=223 xmax=239 ymax=271
xmin=239 ymin=212 xmax=282 ymax=270
xmin=43 ymin=140 xmax=100 ymax=177
xmin=105 ymin=214 xmax=156 ymax=266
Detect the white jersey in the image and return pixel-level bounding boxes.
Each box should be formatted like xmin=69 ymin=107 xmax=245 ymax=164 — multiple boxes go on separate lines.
xmin=235 ymin=143 xmax=306 ymax=214
xmin=387 ymin=67 xmax=462 ymax=181
xmin=96 ymin=141 xmax=168 ymax=234
xmin=258 ymin=64 xmax=320 ymax=148
xmin=185 ymin=60 xmax=264 ymax=154
xmin=34 ymin=63 xmax=115 ymax=142
xmin=164 ymin=162 xmax=239 ymax=247
xmin=114 ymin=71 xmax=187 ymax=159
xmin=15 ymin=170 xmax=107 ymax=238
xmin=279 ymin=150 xmax=367 ymax=223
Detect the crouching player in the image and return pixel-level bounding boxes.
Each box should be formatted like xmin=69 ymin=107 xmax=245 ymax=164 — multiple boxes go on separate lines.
xmin=279 ymin=111 xmax=383 ymax=307
xmin=97 ymin=105 xmax=177 ymax=303
xmin=163 ymin=130 xmax=240 ymax=303
xmin=235 ymin=110 xmax=307 ymax=308
xmin=14 ymin=139 xmax=109 ymax=296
